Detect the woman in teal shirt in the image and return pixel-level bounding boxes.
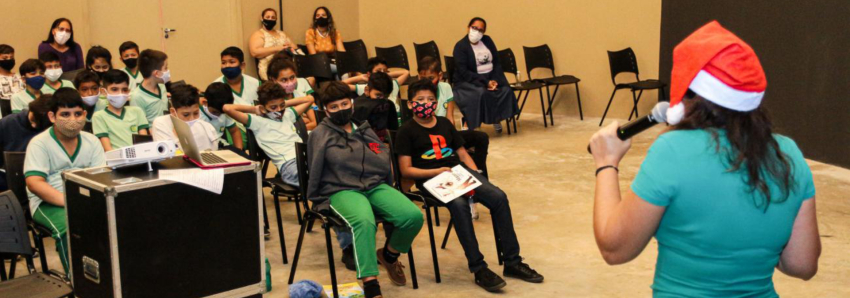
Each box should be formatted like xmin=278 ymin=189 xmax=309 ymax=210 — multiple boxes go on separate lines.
xmin=589 ymin=21 xmax=821 ymax=297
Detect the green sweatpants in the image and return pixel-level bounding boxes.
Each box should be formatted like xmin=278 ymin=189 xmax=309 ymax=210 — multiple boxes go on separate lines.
xmin=329 ymin=183 xmax=424 ymax=279
xmin=32 ymin=204 xmax=70 ymax=275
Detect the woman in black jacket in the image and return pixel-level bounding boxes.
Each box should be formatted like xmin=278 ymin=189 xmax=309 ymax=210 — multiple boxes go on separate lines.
xmin=452 ymin=17 xmax=517 ymax=132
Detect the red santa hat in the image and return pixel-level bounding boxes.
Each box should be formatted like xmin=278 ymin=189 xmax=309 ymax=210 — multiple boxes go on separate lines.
xmin=667 ymin=20 xmax=767 ymax=125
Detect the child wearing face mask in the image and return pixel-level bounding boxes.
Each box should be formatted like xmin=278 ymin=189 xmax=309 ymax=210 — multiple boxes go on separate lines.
xmin=25 ymin=88 xmax=106 ymax=275
xmin=152 ymin=84 xmax=218 ymax=152
xmin=352 ymin=71 xmax=398 ymax=142
xmin=342 ymin=57 xmax=410 ymax=106
xmin=86 ymin=46 xmax=114 ymax=80
xmin=0 ymin=44 xmax=23 ymax=105
xmin=200 ymin=82 xmax=244 ymax=151
xmin=223 ymin=81 xmax=313 ymax=187
xmin=38 ymin=51 xmax=75 ymax=95
xmin=92 ymin=70 xmax=149 ymax=151
xmin=215 ymin=46 xmax=259 ymax=146
xmin=395 ymin=79 xmax=543 ymax=292
xmin=266 ymin=57 xmax=317 ymax=130
xmin=131 ymin=49 xmax=170 ymax=124
xmin=11 ymin=59 xmax=46 ymax=114
xmin=119 ymin=41 xmax=143 ymax=91
xmin=73 ymin=70 xmax=108 ymax=125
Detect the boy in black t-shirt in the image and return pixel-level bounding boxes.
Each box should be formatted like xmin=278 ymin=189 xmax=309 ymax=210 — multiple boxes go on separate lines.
xmin=395 ymin=80 xmax=544 ymax=292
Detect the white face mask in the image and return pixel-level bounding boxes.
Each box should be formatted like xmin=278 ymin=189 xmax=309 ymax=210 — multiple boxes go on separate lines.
xmin=468 ymin=29 xmax=483 ymax=44
xmin=45 ymin=68 xmax=63 ymax=82
xmin=204 ymin=106 xmax=220 ymax=120
xmin=54 ymin=31 xmax=71 ymax=45
xmin=106 ymin=92 xmax=129 ymax=108
xmin=185 ymin=118 xmax=198 ymax=127
xmin=157 ymin=69 xmax=171 ymax=83
xmin=81 ymin=94 xmax=99 ymax=107
xmin=265 ymin=111 xmax=282 ymax=120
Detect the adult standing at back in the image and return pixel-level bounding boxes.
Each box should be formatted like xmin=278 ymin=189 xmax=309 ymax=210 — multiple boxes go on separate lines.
xmin=452 ymin=17 xmax=516 ymax=133
xmin=38 ymin=18 xmax=84 ymax=72
xmin=305 ymin=6 xmax=345 ymax=74
xmin=589 ymin=21 xmax=820 ymax=297
xmin=249 ymin=8 xmax=299 ymax=81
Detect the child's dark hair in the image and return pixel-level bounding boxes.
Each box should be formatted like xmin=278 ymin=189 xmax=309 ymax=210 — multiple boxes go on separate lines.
xmin=320 ymin=81 xmax=352 ymax=107
xmin=50 ymin=88 xmax=84 ymax=112
xmin=118 ymin=41 xmax=139 ymax=56
xmin=20 ymin=59 xmax=45 ymax=75
xmin=0 ymin=44 xmax=14 ymax=55
xmin=38 ymin=51 xmax=60 ymax=64
xmin=267 ymin=57 xmax=297 ymax=80
xmin=366 ymin=57 xmax=387 ymax=73
xmin=72 ymin=70 xmax=100 ymax=88
xmin=221 ymin=46 xmax=245 ymax=63
xmin=407 ymin=78 xmax=438 ymax=100
xmin=367 ymin=71 xmax=393 ymax=95
xmin=417 ymin=56 xmax=441 ymax=74
xmin=101 ymin=69 xmax=129 ymax=86
xmin=28 ymin=94 xmax=53 ymax=130
xmin=204 ymin=82 xmax=234 ymax=111
xmin=86 ymin=46 xmax=113 ymax=69
xmin=139 ymin=49 xmax=168 ymax=78
xmin=170 ymin=84 xmax=200 ymax=109
xmin=468 ymin=17 xmax=487 ymax=29
xmin=257 ymin=81 xmax=287 ymax=106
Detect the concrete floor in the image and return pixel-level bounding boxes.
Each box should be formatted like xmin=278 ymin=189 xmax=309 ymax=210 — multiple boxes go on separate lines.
xmin=8 ymin=113 xmax=850 ymax=297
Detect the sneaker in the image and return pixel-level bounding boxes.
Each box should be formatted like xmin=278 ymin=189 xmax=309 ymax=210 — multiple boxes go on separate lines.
xmin=376 ymin=248 xmax=406 ymax=286
xmin=474 ymin=267 xmax=506 ymax=292
xmin=341 ymin=246 xmax=356 ymax=271
xmin=470 ymin=200 xmax=479 ymax=220
xmin=494 ymin=123 xmax=503 ymax=133
xmin=503 ymin=262 xmax=544 ymax=283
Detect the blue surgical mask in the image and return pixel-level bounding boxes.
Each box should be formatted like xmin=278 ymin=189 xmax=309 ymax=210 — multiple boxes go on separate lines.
xmin=221 ymin=66 xmax=241 ymax=80
xmin=26 ymin=76 xmax=46 ymax=90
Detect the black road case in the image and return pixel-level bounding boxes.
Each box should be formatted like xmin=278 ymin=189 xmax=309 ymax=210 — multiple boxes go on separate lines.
xmin=63 ymin=157 xmax=264 ymax=298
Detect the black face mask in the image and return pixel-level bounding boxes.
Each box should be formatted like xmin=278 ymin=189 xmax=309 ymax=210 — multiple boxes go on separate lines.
xmin=123 ymin=58 xmax=138 ymax=69
xmin=0 ymin=59 xmax=14 ymax=72
xmin=94 ymin=70 xmax=107 ymax=80
xmin=328 ymin=107 xmax=352 ymax=126
xmin=262 ymin=19 xmax=276 ymax=30
xmin=315 ymin=17 xmax=329 ymax=27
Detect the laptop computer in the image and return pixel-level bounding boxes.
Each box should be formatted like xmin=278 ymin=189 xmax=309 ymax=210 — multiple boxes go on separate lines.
xmin=171 ymin=115 xmax=251 ymax=169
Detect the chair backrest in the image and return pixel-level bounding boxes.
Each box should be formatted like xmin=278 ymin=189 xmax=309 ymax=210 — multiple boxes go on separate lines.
xmin=335 ymin=50 xmax=367 ymax=76
xmin=607 ymin=47 xmax=640 ymax=84
xmin=498 ymin=48 xmax=519 ymax=80
xmin=294 ymin=142 xmax=310 ymax=211
xmin=413 ymin=41 xmax=441 ymax=69
xmin=0 ymin=190 xmax=33 ymax=256
xmin=3 ymin=152 xmax=28 ymax=215
xmin=245 ymin=130 xmax=269 ymax=163
xmin=315 ymin=107 xmax=327 ymax=124
xmin=522 ymin=44 xmax=556 ymax=79
xmin=297 ymin=44 xmax=309 ymax=55
xmin=444 ymin=56 xmax=455 ymax=84
xmin=385 ymin=130 xmax=403 ymax=189
xmin=342 ymin=39 xmax=368 ymax=60
xmin=132 ymin=134 xmax=153 ymax=144
xmin=0 ymin=99 xmax=10 ymax=118
xmin=375 ymin=45 xmax=410 ymax=70
xmin=294 ymin=116 xmax=309 ymax=143
xmin=295 ymin=53 xmax=334 ymax=80
xmin=398 ymin=99 xmax=413 ymax=124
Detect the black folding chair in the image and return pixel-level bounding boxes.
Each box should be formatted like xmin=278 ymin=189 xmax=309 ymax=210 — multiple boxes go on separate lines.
xmin=600 ymin=47 xmax=667 ymax=126
xmin=498 ymin=48 xmax=546 ymax=135
xmin=132 ymin=134 xmax=153 ymax=144
xmin=296 ymin=44 xmax=309 ymax=55
xmin=0 ymin=191 xmax=74 ymax=297
xmin=335 ymin=50 xmax=367 ymax=76
xmin=443 ymin=56 xmax=455 ymax=85
xmin=287 ymin=143 xmax=419 ymax=298
xmin=0 ymin=99 xmax=11 ymax=118
xmin=295 ymin=53 xmax=334 ymax=89
xmin=342 ymin=40 xmax=368 ymax=61
xmin=375 ymin=45 xmax=411 ymax=71
xmin=523 ymin=45 xmax=583 ymax=126
xmin=413 ymin=41 xmax=441 ymax=70
xmin=3 ymin=152 xmax=52 ymax=274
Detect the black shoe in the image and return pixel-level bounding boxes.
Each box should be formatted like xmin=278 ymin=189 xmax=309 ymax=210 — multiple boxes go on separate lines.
xmin=504 ymin=262 xmax=544 ymax=283
xmin=474 ymin=267 xmax=506 ymax=292
xmin=341 ymin=246 xmax=356 ymax=271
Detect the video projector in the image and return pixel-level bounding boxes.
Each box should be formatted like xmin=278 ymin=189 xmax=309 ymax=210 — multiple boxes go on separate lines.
xmin=105 ymin=140 xmax=179 ymax=171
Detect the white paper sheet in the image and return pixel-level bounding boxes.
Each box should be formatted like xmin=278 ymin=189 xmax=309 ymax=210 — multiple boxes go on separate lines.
xmin=158 ymin=168 xmax=224 ymax=194
xmin=423 ymin=165 xmax=482 ymax=204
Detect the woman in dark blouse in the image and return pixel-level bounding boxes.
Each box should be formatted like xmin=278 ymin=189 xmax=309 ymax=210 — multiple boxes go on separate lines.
xmin=37 ymin=18 xmax=84 ymax=72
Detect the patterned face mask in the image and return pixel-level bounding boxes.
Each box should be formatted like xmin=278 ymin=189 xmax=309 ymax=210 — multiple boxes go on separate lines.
xmin=411 ymin=101 xmax=435 ymax=119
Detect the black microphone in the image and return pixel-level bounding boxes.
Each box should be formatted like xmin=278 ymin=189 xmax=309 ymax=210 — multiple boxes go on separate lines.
xmin=588 ymin=102 xmax=669 ymax=154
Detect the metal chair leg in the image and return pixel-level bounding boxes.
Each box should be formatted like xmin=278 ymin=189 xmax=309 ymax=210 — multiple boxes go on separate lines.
xmin=287 ymin=215 xmax=310 ymax=284
xmin=0 ymin=256 xmax=6 ymax=281
xmin=262 ymin=192 xmax=269 ymax=233
xmin=575 ymin=82 xmax=583 ymax=120
xmin=324 ymin=223 xmax=339 ymax=298
xmin=546 ymin=84 xmax=561 ymax=126
xmin=434 ymin=208 xmax=440 ymax=227
xmin=424 ymin=205 xmax=441 ymax=283
xmin=273 ymin=193 xmax=287 ymax=264
xmin=294 ymin=195 xmax=304 ymax=225
xmin=32 ymin=231 xmax=49 ymax=273
xmin=599 ymin=89 xmax=618 ymax=126
xmin=516 ymin=90 xmax=530 ymax=121
xmin=440 ymin=219 xmax=454 ymax=249
xmin=408 ymin=248 xmax=418 ymax=289
xmin=539 ymin=88 xmax=548 ymax=127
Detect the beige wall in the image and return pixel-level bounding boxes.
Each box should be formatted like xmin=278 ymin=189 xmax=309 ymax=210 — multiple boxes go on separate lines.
xmin=0 ymin=0 xmax=88 ymax=63
xmin=359 ymin=0 xmax=662 ymax=119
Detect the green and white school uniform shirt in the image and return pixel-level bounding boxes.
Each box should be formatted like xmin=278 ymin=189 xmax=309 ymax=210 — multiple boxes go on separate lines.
xmin=24 ymin=128 xmax=106 ymax=213
xmin=130 ymin=83 xmax=168 ymax=123
xmin=291 ymin=77 xmax=315 ymax=98
xmin=122 ymin=68 xmax=143 ymax=90
xmin=245 ymin=108 xmax=302 ymax=170
xmin=200 ymin=106 xmax=237 ymax=146
xmin=214 ymin=74 xmax=261 ymax=106
xmin=92 ymin=106 xmax=150 ymax=149
xmin=434 ymin=82 xmax=455 ymax=117
xmin=10 ymin=90 xmax=38 ymax=113
xmin=40 ymin=79 xmax=75 ymax=95
xmin=85 ymin=96 xmax=109 ymax=122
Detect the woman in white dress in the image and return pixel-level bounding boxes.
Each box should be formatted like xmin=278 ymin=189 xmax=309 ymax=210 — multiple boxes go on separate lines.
xmin=249 ymin=8 xmax=299 ymax=81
